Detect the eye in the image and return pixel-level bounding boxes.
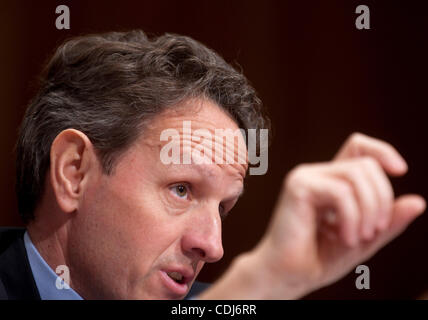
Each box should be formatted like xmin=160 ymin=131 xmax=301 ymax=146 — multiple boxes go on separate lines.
xmin=171 ymin=184 xmax=189 ymax=200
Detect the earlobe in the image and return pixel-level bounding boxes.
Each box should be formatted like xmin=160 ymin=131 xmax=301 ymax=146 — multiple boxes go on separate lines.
xmin=50 ymin=129 xmax=96 ymax=213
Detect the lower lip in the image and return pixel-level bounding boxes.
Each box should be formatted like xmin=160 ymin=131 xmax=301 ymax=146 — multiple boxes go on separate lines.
xmin=159 ymin=271 xmax=189 ymax=297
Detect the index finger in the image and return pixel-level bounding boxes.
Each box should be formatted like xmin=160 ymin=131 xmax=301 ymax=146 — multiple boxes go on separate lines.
xmin=334 ymin=133 xmax=408 ymax=176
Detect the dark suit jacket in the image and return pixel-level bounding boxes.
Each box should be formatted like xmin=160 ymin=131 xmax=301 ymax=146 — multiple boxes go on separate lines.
xmin=0 ymin=227 xmax=40 ymax=299
xmin=0 ymin=227 xmax=208 ymax=299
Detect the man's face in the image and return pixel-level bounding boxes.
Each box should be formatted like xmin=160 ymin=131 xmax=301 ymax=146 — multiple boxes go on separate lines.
xmin=68 ymin=99 xmax=247 ymax=299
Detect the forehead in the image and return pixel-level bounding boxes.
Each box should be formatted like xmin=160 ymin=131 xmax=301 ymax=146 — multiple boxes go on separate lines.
xmin=139 ymin=98 xmax=249 ymax=179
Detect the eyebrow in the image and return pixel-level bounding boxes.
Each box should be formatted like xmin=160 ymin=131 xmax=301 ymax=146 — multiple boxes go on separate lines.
xmin=182 ymin=163 xmax=245 ymax=200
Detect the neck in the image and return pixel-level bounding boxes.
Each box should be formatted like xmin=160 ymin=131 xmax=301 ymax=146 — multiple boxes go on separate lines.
xmin=26 ymin=213 xmax=71 ymax=286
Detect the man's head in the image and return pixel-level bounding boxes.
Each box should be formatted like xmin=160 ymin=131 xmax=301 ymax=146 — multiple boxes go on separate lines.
xmin=15 ymin=30 xmax=268 ymax=298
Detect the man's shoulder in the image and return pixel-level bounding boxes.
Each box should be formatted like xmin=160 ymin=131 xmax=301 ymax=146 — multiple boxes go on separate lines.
xmin=0 ymin=227 xmax=26 ymax=255
xmin=0 ymin=226 xmax=40 ymax=300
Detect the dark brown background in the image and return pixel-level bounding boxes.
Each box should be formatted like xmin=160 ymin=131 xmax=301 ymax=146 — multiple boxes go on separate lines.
xmin=1 ymin=0 xmax=427 ymax=299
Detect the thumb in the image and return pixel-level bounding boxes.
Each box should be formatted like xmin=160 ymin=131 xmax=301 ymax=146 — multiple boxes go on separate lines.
xmin=354 ymin=194 xmax=425 ymax=262
xmin=389 ymin=194 xmax=426 ymax=231
xmin=368 ymin=194 xmax=426 ymax=252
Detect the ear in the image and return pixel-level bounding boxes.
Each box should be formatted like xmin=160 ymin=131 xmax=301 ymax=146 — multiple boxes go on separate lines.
xmin=50 ymin=129 xmax=99 ymax=213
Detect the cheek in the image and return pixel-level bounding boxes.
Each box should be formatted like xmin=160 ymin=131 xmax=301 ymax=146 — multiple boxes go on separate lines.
xmin=82 ymin=174 xmax=184 ymax=268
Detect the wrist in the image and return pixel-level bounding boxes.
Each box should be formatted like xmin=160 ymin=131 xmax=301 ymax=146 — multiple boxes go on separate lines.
xmin=241 ymin=245 xmax=311 ymax=299
xmin=198 ymin=245 xmax=311 ymax=299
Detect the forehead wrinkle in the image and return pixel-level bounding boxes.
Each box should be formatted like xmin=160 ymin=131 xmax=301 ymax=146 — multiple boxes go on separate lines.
xmin=136 ymin=132 xmax=248 ymax=182
xmin=136 ymin=97 xmax=249 ymax=174
xmin=217 ymin=162 xmax=247 ymax=181
xmin=198 ymin=163 xmax=245 ymax=202
xmin=148 ymin=118 xmax=248 ymax=170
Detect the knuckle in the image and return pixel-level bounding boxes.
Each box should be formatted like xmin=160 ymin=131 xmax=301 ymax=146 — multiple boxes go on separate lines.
xmin=284 ymin=164 xmax=308 ymax=186
xmin=283 ymin=164 xmax=312 ymax=200
xmin=360 ymin=156 xmax=380 ymax=171
xmin=347 ymin=163 xmax=364 ymax=180
xmin=340 ymin=160 xmax=363 ymax=181
xmin=360 ymin=156 xmax=375 ymax=166
xmin=378 ymin=139 xmax=395 ymax=152
xmin=334 ymin=181 xmax=353 ymax=199
xmin=349 ymin=132 xmax=364 ymax=144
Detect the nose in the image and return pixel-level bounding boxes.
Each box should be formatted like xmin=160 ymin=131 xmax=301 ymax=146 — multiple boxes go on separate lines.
xmin=181 ymin=205 xmax=224 ymax=263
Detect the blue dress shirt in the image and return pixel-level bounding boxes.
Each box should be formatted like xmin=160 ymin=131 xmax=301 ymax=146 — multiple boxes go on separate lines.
xmin=23 ymin=231 xmax=83 ymax=300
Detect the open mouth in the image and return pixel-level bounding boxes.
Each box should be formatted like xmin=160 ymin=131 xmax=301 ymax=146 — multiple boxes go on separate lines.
xmin=166 ymin=271 xmax=185 ymax=284
xmin=160 ymin=270 xmax=190 ymax=297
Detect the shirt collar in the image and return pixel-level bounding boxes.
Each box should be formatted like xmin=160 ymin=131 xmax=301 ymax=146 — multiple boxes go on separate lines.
xmin=24 ymin=231 xmax=83 ymax=300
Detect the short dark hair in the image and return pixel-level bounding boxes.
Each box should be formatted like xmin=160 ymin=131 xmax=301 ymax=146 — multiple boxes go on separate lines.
xmin=16 ymin=30 xmax=269 ymax=223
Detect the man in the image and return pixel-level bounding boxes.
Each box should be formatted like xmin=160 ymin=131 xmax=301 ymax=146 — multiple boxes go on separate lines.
xmin=0 ymin=30 xmax=425 ymax=299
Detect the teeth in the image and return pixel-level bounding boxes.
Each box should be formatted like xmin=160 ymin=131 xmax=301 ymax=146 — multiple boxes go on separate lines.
xmin=167 ymin=272 xmax=183 ymax=282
